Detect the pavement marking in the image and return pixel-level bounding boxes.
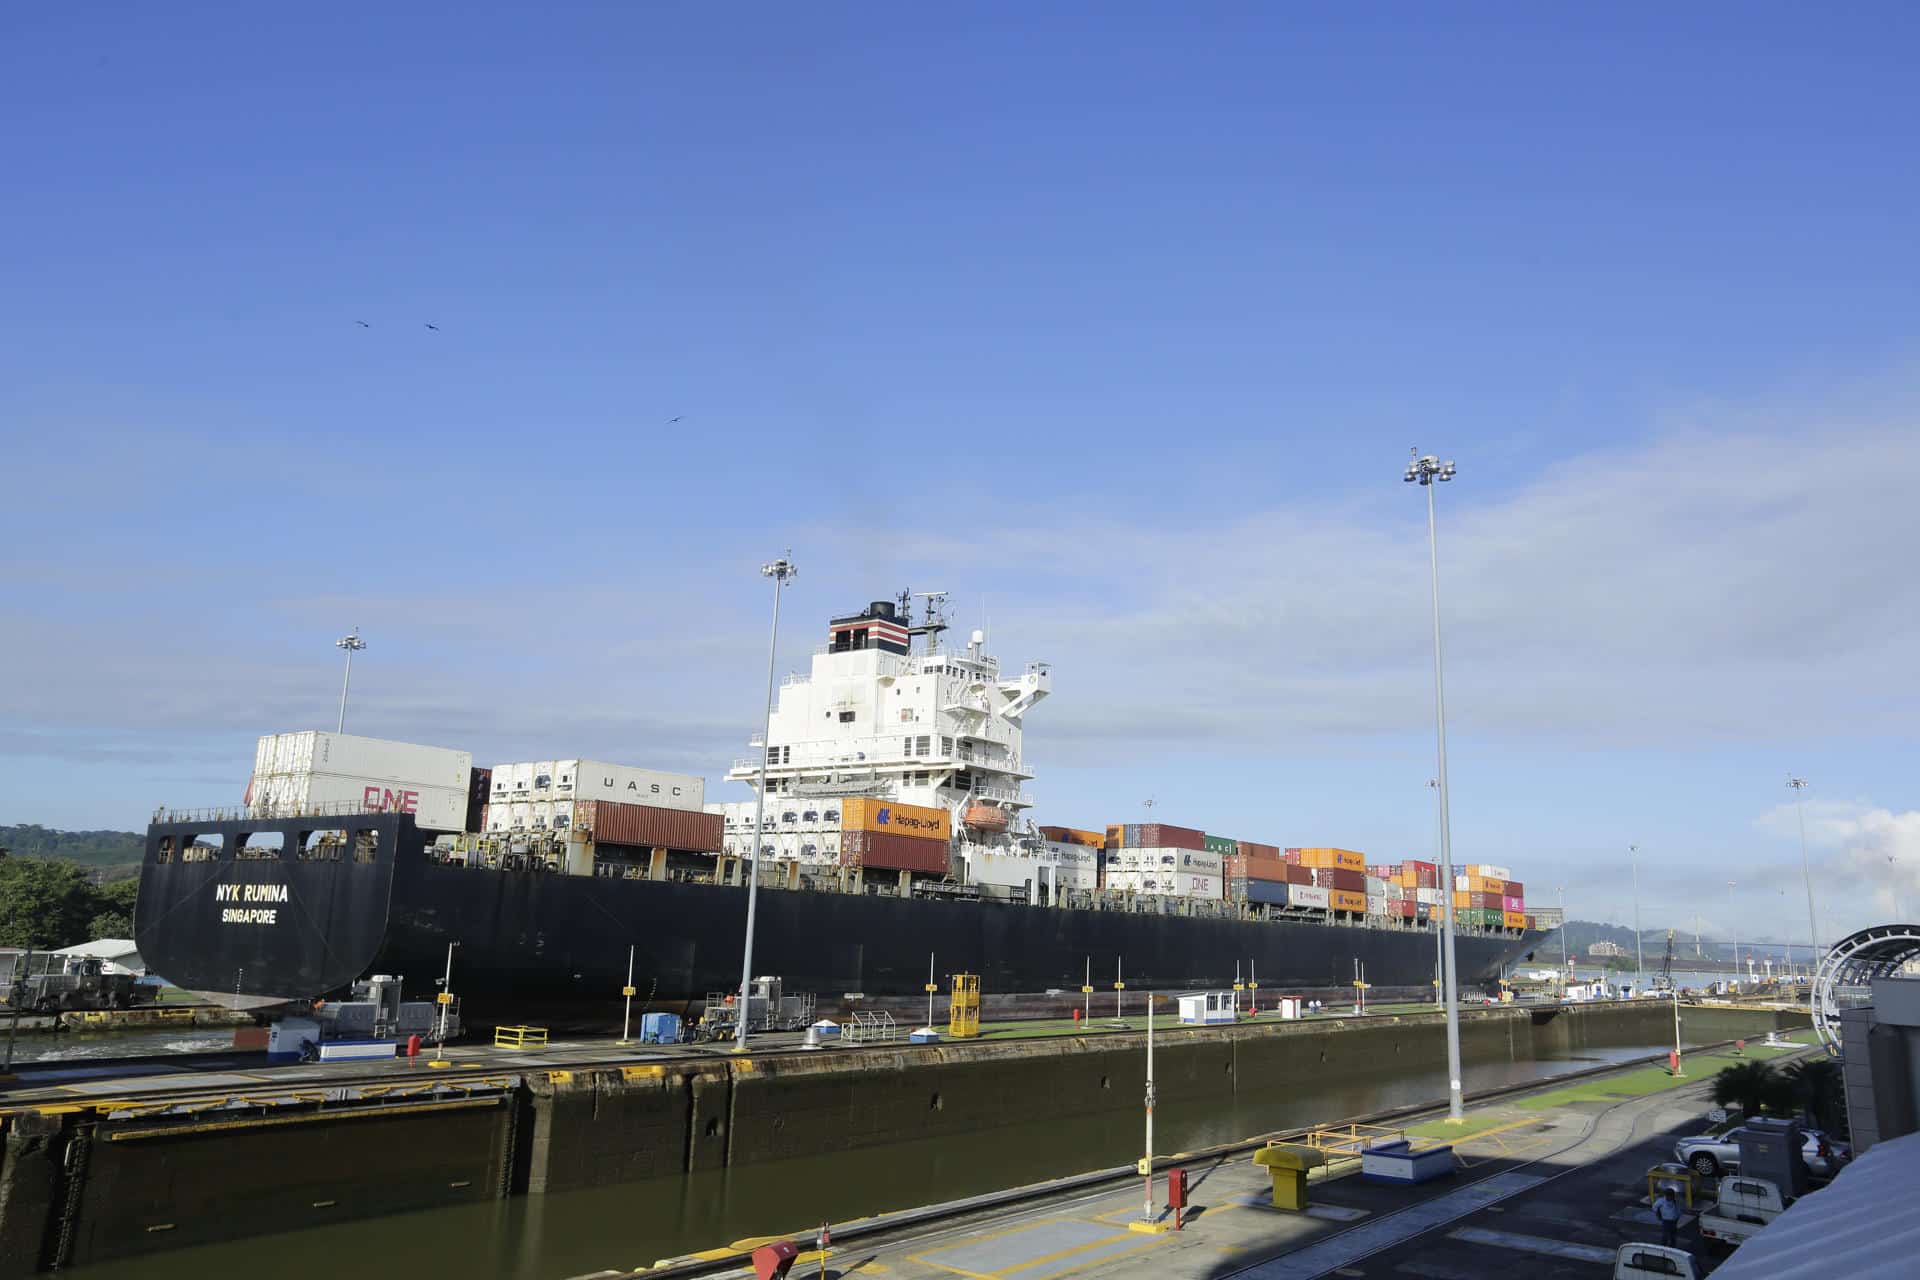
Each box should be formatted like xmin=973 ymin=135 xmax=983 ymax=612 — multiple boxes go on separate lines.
xmin=1446 ymin=1226 xmax=1616 ymax=1264
xmin=910 ymin=1219 xmax=1157 ymax=1280
xmin=1225 ymin=1170 xmax=1549 ymax=1279
xmin=1225 ymin=1196 xmax=1368 ymax=1221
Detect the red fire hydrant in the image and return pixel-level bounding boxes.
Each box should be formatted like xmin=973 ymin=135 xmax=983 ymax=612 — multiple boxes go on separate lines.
xmin=1072 ymin=1007 xmax=1082 ymax=1026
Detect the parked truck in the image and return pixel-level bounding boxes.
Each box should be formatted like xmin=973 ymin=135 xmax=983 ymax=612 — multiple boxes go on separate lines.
xmin=1697 ymin=1175 xmax=1791 ymax=1249
xmin=3 ymin=955 xmax=153 ymax=1013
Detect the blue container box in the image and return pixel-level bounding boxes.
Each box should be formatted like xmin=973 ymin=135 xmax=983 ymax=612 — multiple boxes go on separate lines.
xmin=640 ymin=1012 xmax=682 ymax=1044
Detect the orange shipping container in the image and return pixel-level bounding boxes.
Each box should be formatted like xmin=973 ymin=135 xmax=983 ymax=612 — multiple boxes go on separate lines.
xmin=1503 ymin=910 xmax=1527 ymax=930
xmin=1330 ymin=889 xmax=1367 ymax=913
xmin=1106 ymin=824 xmax=1125 ymax=849
xmin=1227 ymin=854 xmax=1290 ymax=884
xmin=1039 ymin=825 xmax=1105 ymax=849
xmin=842 ymin=798 xmax=950 ymax=841
xmin=1296 ymin=847 xmax=1366 ymax=872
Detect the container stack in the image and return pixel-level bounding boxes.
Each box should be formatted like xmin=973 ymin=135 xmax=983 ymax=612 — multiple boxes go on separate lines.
xmin=577 ymin=799 xmax=723 ymax=854
xmin=486 ymin=758 xmax=705 ymax=835
xmin=1291 ymin=848 xmax=1367 ymax=914
xmin=1103 ymin=823 xmax=1220 ymax=898
xmin=838 ymin=798 xmax=953 ymax=875
xmin=247 ymin=731 xmax=474 ymax=833
xmin=1453 ymin=865 xmax=1524 ymax=930
xmin=1226 ymin=841 xmax=1299 ymax=907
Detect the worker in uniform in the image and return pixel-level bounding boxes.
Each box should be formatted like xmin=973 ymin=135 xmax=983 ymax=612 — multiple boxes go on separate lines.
xmin=1654 ymin=1186 xmax=1681 ymax=1248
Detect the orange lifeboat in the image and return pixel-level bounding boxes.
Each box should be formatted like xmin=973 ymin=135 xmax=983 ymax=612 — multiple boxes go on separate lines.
xmin=963 ymin=803 xmax=1010 ymax=833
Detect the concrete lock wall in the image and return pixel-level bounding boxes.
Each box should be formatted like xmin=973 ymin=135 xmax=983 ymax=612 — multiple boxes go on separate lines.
xmin=0 ymin=1002 xmax=1796 ymax=1275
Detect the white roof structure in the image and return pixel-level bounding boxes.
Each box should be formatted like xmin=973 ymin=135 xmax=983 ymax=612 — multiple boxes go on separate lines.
xmin=1709 ymin=1127 xmax=1920 ymax=1278
xmin=51 ymin=938 xmax=146 ymax=975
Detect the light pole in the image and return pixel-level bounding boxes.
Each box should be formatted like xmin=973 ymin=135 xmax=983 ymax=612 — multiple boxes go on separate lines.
xmin=335 ymin=628 xmax=367 ymax=734
xmin=1629 ymin=844 xmax=1645 ymax=995
xmin=1787 ymin=777 xmax=1819 ymax=965
xmin=1727 ymin=881 xmax=1738 ymax=987
xmin=735 ymin=554 xmax=796 ymax=1053
xmin=1559 ymin=885 xmax=1569 ymax=984
xmin=1429 ymin=778 xmax=1443 ymax=1010
xmin=1405 ymin=448 xmax=1466 ymax=1122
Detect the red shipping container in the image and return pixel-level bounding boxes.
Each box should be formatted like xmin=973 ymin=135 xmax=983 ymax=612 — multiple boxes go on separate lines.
xmin=580 ymin=800 xmax=721 ymax=852
xmin=1133 ymin=823 xmax=1205 ymax=851
xmin=1285 ymin=864 xmax=1313 ymax=886
xmin=1310 ymin=866 xmax=1366 ymax=893
xmin=839 ymin=829 xmax=951 ymax=875
xmin=1238 ymin=841 xmax=1281 ymax=860
xmin=1227 ymin=854 xmax=1290 ymax=883
xmin=1404 ymin=860 xmax=1439 ymax=888
xmin=1391 ymin=900 xmax=1416 ymax=917
xmin=1282 ymin=848 xmax=1302 ymax=864
xmin=1504 ymin=880 xmax=1525 ymax=899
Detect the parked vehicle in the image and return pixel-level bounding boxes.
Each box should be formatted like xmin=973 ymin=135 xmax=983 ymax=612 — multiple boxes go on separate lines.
xmin=1614 ymin=1243 xmax=1700 ymax=1279
xmin=3 ymin=955 xmax=153 ymax=1013
xmin=1674 ymin=1125 xmax=1847 ymax=1178
xmin=1697 ymin=1175 xmax=1790 ymax=1248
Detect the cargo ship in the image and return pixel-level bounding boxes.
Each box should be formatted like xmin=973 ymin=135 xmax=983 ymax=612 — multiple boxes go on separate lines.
xmin=134 ymin=594 xmax=1543 ymax=1028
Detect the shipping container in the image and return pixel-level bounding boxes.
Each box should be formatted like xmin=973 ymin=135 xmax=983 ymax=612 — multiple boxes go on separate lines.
xmin=1282 ymin=848 xmax=1302 ymax=864
xmin=1295 ymin=847 xmax=1367 ymax=872
xmin=1226 ymin=854 xmax=1289 ymax=883
xmin=1176 ymin=848 xmax=1224 ymax=875
xmin=248 ymin=732 xmax=473 ymax=832
xmin=1309 ymin=866 xmax=1366 ymax=893
xmin=1502 ymin=894 xmax=1525 ymax=913
xmin=1285 ymin=863 xmax=1314 ymax=886
xmin=1365 ymin=875 xmax=1387 ymax=897
xmin=1121 ymin=822 xmax=1205 ymax=851
xmin=247 ymin=772 xmax=469 ymax=833
xmin=841 ymin=798 xmax=952 ymax=841
xmin=1385 ymin=881 xmax=1408 ymax=900
xmin=1170 ymin=871 xmax=1219 ymax=899
xmin=577 ymin=799 xmax=722 ymax=852
xmin=1329 ymin=889 xmax=1367 ymax=914
xmin=839 ymin=829 xmax=952 ymax=875
xmin=1228 ymin=877 xmax=1289 ymax=907
xmin=1367 ymin=864 xmax=1396 ymax=880
xmin=1403 ymin=860 xmax=1439 ymax=888
xmin=1038 ymin=826 xmax=1105 ymax=849
xmin=1503 ymin=880 xmax=1525 ymax=899
xmin=1503 ymin=910 xmax=1527 ymax=930
xmin=548 ymin=759 xmax=704 ymax=812
xmin=1237 ymin=841 xmax=1281 ymax=860
xmin=1415 ymin=887 xmax=1443 ymax=906
xmin=1469 ymin=864 xmax=1512 ymax=881
xmin=1105 ymin=824 xmax=1125 ymax=849
xmin=1204 ymin=834 xmax=1237 ymax=857
xmin=1389 ymin=900 xmax=1416 ymax=918
xmin=1289 ymin=884 xmax=1331 ymax=910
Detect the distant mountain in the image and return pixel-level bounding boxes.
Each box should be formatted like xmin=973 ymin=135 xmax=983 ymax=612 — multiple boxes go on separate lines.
xmin=1550 ymin=918 xmax=1811 ymax=964
xmin=0 ymin=824 xmax=143 ymax=877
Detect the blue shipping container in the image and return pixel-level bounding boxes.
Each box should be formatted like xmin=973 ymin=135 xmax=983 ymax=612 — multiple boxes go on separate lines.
xmin=640 ymin=1011 xmax=681 ymax=1044
xmin=1233 ymin=878 xmax=1289 ymax=907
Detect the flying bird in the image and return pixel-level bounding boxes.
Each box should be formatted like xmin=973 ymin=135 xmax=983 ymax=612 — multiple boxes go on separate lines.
xmin=354 ymin=320 xmax=370 ymax=328
xmin=667 ymin=416 xmax=683 ymax=423
xmin=423 ymin=323 xmax=440 ymax=331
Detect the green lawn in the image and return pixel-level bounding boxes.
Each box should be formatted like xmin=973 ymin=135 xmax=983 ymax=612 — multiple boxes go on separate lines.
xmin=1516 ymin=1035 xmax=1814 ymax=1110
xmin=1406 ymin=1110 xmax=1531 ymax=1139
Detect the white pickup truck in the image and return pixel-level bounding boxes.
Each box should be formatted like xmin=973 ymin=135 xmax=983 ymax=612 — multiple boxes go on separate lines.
xmin=1697 ymin=1174 xmax=1790 ymax=1248
xmin=1614 ymin=1243 xmax=1699 ymax=1278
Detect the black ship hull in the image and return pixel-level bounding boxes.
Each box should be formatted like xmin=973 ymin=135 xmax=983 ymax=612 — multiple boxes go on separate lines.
xmin=136 ymin=814 xmax=1542 ymax=1028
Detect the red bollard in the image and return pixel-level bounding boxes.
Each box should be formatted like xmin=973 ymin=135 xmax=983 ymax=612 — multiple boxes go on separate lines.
xmin=406 ymin=1034 xmax=421 ymax=1058
xmin=1072 ymin=1007 xmax=1082 ymax=1026
xmin=1668 ymin=1050 xmax=1681 ymax=1076
xmin=1735 ymin=1039 xmax=1746 ymax=1056
xmin=1167 ymin=1167 xmax=1188 ymax=1231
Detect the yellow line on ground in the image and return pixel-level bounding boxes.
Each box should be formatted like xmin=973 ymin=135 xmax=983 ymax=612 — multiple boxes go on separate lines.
xmin=997 ymin=1230 xmax=1140 ymax=1276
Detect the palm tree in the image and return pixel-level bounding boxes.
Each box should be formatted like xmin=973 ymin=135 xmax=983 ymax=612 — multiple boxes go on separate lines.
xmin=1784 ymin=1056 xmax=1847 ymax=1136
xmin=1711 ymin=1060 xmax=1783 ymax=1118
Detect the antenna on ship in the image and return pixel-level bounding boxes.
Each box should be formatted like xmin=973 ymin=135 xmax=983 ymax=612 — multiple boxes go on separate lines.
xmin=907 ymin=589 xmax=949 ymax=653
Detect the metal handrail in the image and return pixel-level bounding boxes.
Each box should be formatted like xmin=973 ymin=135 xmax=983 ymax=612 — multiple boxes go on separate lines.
xmin=153 ymin=801 xmax=391 ymax=824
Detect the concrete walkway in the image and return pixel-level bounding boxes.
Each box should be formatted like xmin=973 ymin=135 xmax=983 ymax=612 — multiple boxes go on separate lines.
xmin=654 ymin=1048 xmax=1814 ymax=1280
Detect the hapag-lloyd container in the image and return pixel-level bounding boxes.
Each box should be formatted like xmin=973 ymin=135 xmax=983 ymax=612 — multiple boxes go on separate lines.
xmin=577 ymin=800 xmax=722 ymax=852
xmin=1330 ymin=889 xmax=1367 ymax=913
xmin=1289 ymin=884 xmax=1331 ymax=910
xmin=842 ymin=798 xmax=952 ymax=841
xmin=247 ymin=731 xmax=472 ymax=832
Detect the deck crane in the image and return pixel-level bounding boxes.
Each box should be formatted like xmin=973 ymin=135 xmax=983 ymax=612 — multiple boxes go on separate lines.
xmin=1653 ymin=929 xmax=1677 ymax=992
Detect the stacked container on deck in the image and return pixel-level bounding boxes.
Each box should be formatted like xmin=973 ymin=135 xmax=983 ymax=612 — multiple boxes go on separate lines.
xmin=1288 ymin=848 xmax=1367 ymax=915
xmin=1453 ymin=864 xmax=1525 ymax=930
xmin=1102 ymin=823 xmax=1220 ymax=899
xmin=839 ymin=798 xmax=953 ymax=875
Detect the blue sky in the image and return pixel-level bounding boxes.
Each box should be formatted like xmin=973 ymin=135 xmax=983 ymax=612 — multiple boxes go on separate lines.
xmin=4 ymin=5 xmax=1917 ymax=946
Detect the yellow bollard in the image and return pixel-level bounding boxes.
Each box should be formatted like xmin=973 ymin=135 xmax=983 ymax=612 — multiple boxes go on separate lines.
xmin=1252 ymin=1143 xmax=1326 ymax=1210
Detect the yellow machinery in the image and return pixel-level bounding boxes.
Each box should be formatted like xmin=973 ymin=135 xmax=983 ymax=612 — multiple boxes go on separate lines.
xmin=949 ymin=973 xmax=981 ymax=1038
xmin=1253 ymin=1143 xmax=1326 ymax=1210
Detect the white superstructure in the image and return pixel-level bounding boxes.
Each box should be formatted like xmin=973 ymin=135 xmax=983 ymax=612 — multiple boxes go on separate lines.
xmin=720 ymin=593 xmax=1057 ymax=889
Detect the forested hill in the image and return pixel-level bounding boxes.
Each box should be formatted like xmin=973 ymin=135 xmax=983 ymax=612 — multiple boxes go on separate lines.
xmin=0 ymin=824 xmax=143 ymax=875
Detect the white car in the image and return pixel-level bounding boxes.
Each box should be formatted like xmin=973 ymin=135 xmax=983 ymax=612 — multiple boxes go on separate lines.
xmin=1673 ymin=1126 xmax=1847 ymax=1178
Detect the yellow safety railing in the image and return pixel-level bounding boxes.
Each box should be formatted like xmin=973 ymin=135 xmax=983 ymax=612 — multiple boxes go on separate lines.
xmin=493 ymin=1025 xmax=549 ymax=1049
xmin=1269 ymin=1122 xmax=1407 ymax=1159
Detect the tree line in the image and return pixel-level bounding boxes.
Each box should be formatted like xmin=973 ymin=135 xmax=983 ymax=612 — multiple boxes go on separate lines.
xmin=0 ymin=857 xmax=141 ymax=949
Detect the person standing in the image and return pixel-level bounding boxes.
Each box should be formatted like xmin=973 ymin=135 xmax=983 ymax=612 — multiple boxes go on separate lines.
xmin=1655 ymin=1187 xmax=1681 ymax=1248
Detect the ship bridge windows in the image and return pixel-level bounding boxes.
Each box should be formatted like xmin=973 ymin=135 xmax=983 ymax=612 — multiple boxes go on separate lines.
xmin=300 ymin=829 xmax=347 ymax=861
xmin=180 ymin=835 xmax=222 ymax=863
xmin=155 ymin=835 xmax=174 ymax=864
xmin=353 ymin=829 xmax=379 ymax=865
xmin=838 ymin=711 xmax=856 ymax=723
xmin=236 ymin=832 xmax=285 ymax=860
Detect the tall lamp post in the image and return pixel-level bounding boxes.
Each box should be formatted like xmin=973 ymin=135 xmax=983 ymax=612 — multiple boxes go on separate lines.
xmin=1404 ymin=449 xmax=1466 ymax=1122
xmin=1558 ymin=884 xmax=1569 ymax=983
xmin=1629 ymin=843 xmax=1645 ymax=995
xmin=736 ymin=554 xmax=797 ymax=1053
xmin=1787 ymin=777 xmax=1819 ymax=965
xmin=1727 ymin=881 xmax=1738 ymax=986
xmin=335 ymin=628 xmax=367 ymax=734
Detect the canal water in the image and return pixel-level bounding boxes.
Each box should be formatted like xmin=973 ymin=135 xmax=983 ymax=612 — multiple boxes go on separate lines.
xmin=3 ymin=1027 xmax=233 ymax=1065
xmin=61 ymin=1038 xmax=1690 ymax=1280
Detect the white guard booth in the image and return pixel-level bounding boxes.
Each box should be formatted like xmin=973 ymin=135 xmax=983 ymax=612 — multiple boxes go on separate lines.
xmin=1178 ymin=991 xmax=1236 ymax=1025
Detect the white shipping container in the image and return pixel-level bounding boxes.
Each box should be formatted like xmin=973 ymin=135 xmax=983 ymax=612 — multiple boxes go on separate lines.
xmin=252 ymin=732 xmax=472 ymax=792
xmin=1415 ymin=887 xmax=1443 ymax=906
xmin=1290 ymin=885 xmax=1331 ymax=910
xmin=1470 ymin=864 xmax=1512 ymax=880
xmin=563 ymin=759 xmax=705 ymax=811
xmin=1365 ymin=875 xmax=1386 ymax=897
xmin=1170 ymin=871 xmax=1219 ymax=898
xmin=248 ymin=771 xmax=468 ymax=833
xmin=1174 ymin=849 xmax=1223 ymax=876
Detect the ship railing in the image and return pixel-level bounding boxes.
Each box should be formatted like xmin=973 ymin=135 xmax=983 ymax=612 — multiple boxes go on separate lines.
xmin=152 ymin=801 xmax=393 ymax=825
